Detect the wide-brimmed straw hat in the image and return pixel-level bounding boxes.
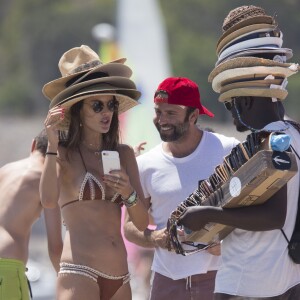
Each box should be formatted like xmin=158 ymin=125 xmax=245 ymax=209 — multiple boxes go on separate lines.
xmin=55 ymin=79 xmax=141 ymax=130
xmin=209 ymin=57 xmax=298 ymax=93
xmin=218 ymin=86 xmax=288 ymax=102
xmin=219 ymin=78 xmax=284 ymax=94
xmin=50 ymin=76 xmax=140 ymax=108
xmin=43 ymin=45 xmax=131 ymax=100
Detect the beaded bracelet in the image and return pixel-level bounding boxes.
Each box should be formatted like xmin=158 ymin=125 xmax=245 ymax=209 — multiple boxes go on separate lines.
xmin=46 ymin=152 xmax=57 ymax=156
xmin=122 ymin=190 xmax=138 ymax=208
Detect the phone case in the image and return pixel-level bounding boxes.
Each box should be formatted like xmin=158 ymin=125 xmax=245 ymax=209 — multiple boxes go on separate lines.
xmin=101 ymin=151 xmax=121 ymax=174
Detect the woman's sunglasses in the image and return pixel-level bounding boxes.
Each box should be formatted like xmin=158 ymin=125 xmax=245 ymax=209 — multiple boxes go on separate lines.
xmin=91 ymin=99 xmax=119 ymax=113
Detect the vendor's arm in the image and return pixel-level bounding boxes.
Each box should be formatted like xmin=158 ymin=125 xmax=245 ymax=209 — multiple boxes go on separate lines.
xmin=178 ymin=184 xmax=287 ymax=232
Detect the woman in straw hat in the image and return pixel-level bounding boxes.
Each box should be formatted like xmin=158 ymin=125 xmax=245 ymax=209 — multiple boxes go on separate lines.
xmin=40 ymin=45 xmax=149 ymax=300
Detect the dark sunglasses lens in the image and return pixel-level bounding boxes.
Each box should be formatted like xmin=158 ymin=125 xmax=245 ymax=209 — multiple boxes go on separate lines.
xmin=107 ymin=100 xmax=119 ymax=112
xmin=224 ymin=101 xmax=233 ymax=111
xmin=92 ymin=101 xmax=104 ymax=113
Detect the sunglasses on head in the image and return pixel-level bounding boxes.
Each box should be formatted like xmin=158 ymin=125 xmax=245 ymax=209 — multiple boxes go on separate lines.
xmin=91 ymin=99 xmax=119 ymax=113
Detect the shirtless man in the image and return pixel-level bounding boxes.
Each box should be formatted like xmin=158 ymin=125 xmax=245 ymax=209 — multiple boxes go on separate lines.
xmin=0 ymin=130 xmax=63 ymax=300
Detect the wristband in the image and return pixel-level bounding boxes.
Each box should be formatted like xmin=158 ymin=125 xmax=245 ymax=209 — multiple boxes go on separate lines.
xmin=46 ymin=152 xmax=57 ymax=156
xmin=122 ymin=190 xmax=138 ymax=208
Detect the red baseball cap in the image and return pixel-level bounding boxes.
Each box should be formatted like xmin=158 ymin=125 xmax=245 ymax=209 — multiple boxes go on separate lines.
xmin=154 ymin=77 xmax=214 ymax=117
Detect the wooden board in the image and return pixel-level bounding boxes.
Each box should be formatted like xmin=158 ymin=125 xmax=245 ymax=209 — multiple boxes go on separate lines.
xmin=185 ymin=150 xmax=298 ymax=244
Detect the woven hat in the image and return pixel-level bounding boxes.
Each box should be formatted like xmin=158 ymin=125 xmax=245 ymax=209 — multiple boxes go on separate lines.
xmin=209 ymin=57 xmax=299 ymax=83
xmin=216 ymin=47 xmax=293 ymax=66
xmin=218 ymin=28 xmax=282 ymax=59
xmin=55 ymin=79 xmax=141 ymax=130
xmin=43 ymin=45 xmax=131 ymax=100
xmin=219 ymin=86 xmax=288 ymax=102
xmin=220 ymin=6 xmax=275 ymax=40
xmin=50 ymin=76 xmax=140 ymax=108
xmin=218 ymin=35 xmax=283 ymax=63
xmin=216 ymin=23 xmax=277 ymax=55
xmin=219 ymin=78 xmax=284 ymax=94
xmin=209 ymin=57 xmax=299 ymax=95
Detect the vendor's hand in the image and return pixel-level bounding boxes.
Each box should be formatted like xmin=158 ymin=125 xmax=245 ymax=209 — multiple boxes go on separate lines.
xmin=151 ymin=228 xmax=169 ymax=249
xmin=103 ymin=169 xmax=134 ymax=199
xmin=178 ymin=206 xmax=209 ymax=232
xmin=206 ymin=242 xmax=221 ymax=256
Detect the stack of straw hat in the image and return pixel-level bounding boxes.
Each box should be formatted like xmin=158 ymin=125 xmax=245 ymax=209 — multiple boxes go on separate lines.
xmin=208 ymin=5 xmax=299 ymax=103
xmin=43 ymin=45 xmax=141 ymax=129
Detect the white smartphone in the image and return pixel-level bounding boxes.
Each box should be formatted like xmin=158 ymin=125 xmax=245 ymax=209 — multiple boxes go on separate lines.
xmin=101 ymin=150 xmax=121 ymax=175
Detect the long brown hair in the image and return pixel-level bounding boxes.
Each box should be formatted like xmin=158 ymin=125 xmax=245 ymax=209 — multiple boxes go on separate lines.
xmin=59 ymin=96 xmax=120 ymax=159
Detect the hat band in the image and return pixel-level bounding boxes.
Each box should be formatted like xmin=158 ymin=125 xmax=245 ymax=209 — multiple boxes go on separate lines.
xmin=68 ymin=60 xmax=102 ymax=75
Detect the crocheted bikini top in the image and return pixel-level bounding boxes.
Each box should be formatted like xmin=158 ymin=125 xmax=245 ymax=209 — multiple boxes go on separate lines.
xmin=61 ymin=148 xmax=123 ymax=209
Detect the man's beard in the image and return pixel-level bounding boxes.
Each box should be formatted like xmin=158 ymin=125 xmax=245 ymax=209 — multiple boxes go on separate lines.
xmin=155 ymin=121 xmax=189 ymax=142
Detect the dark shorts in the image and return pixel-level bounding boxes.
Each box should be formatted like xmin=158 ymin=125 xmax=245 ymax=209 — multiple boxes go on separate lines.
xmin=149 ymin=270 xmax=217 ymax=300
xmin=214 ymin=283 xmax=300 ymax=300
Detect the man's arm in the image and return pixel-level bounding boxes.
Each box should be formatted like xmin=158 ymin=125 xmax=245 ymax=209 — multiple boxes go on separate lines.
xmin=178 ymin=184 xmax=287 ymax=232
xmin=123 ymin=197 xmax=169 ymax=249
xmin=44 ymin=205 xmax=63 ymax=273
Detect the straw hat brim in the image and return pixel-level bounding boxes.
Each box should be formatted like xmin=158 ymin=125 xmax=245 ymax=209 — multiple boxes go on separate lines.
xmin=212 ymin=65 xmax=297 ymax=93
xmin=216 ymin=47 xmax=293 ymax=66
xmin=219 ymin=15 xmax=274 ymax=44
xmin=220 ymin=78 xmax=284 ymax=93
xmin=50 ymin=76 xmax=138 ymax=108
xmin=209 ymin=57 xmax=298 ymax=84
xmin=216 ymin=23 xmax=276 ymax=54
xmin=43 ymin=62 xmax=132 ymax=100
xmin=219 ymin=87 xmax=288 ymax=102
xmin=57 ymin=92 xmax=139 ymax=131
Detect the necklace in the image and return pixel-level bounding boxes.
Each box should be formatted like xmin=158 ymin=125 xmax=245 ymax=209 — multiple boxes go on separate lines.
xmin=81 ymin=141 xmax=102 ymax=156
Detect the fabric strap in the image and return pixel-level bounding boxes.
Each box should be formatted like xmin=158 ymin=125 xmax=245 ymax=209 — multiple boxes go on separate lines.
xmin=281 ymin=120 xmax=300 ymax=243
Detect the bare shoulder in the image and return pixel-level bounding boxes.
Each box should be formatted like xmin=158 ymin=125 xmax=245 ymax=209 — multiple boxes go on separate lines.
xmin=117 ymin=144 xmax=135 ymax=158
